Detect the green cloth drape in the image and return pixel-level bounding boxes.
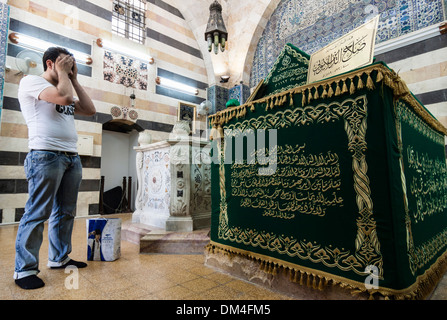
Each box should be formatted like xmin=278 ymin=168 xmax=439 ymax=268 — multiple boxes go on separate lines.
xmin=208 ymin=61 xmax=447 ymax=299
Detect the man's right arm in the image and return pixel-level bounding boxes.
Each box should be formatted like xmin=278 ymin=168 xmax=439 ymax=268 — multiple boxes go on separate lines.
xmin=39 ymin=56 xmax=74 ymax=106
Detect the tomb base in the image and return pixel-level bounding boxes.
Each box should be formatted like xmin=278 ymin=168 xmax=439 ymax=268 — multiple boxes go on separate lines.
xmin=204 ymin=247 xmax=373 ymax=300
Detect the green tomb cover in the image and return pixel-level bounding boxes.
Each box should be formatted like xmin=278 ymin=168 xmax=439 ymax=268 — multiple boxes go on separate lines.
xmin=255 ymin=43 xmax=310 ymax=99
xmin=208 ymin=62 xmax=447 ymax=299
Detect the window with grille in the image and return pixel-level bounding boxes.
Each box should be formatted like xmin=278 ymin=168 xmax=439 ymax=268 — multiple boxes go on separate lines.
xmin=112 ymin=0 xmax=146 ymax=44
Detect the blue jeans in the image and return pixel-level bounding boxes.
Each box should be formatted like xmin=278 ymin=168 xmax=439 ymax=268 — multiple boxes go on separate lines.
xmin=14 ymin=150 xmax=82 ymax=279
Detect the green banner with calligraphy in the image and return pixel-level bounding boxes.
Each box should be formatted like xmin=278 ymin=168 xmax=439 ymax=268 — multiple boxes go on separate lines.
xmin=254 ymin=43 xmax=309 ymax=99
xmin=208 ymin=61 xmax=447 ymax=299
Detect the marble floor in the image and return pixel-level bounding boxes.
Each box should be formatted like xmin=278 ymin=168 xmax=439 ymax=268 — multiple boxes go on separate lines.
xmin=0 ymin=213 xmax=291 ymax=300
xmin=1 ymin=213 xmax=447 ymax=301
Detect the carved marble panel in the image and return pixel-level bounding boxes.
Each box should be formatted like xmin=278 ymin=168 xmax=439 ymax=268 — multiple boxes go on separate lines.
xmin=142 ymin=147 xmax=170 ymax=214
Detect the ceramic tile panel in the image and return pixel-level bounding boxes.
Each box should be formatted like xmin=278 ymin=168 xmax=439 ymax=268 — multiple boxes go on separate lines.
xmin=208 ymin=85 xmax=229 ymax=114
xmin=103 ymin=50 xmax=148 ymax=90
xmin=0 ymin=3 xmax=9 ymax=124
xmin=229 ymin=84 xmax=251 ymax=106
xmin=250 ymin=0 xmax=445 ymax=88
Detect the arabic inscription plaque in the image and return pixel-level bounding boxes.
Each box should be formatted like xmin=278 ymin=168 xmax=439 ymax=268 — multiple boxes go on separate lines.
xmin=308 ymin=16 xmax=379 ymax=84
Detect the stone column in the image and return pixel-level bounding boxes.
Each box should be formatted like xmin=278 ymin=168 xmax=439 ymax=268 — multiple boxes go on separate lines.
xmin=166 ymin=123 xmax=193 ymax=231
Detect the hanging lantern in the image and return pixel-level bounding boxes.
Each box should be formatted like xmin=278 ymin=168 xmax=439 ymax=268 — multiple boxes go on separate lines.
xmin=205 ymin=0 xmax=228 ymax=54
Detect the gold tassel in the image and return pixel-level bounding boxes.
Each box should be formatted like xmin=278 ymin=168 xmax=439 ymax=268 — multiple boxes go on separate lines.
xmin=335 ymin=81 xmax=341 ymax=96
xmin=294 ymin=271 xmax=299 ymax=283
xmin=308 ymin=88 xmax=312 ymax=103
xmin=209 ymin=126 xmax=217 ymax=141
xmin=240 ymin=106 xmax=246 ymax=118
xmin=302 ymin=91 xmax=306 ymax=106
xmin=357 ymin=75 xmax=364 ymax=89
xmin=350 ymin=77 xmax=355 ymax=95
xmin=306 ymin=273 xmax=311 ymax=287
xmin=293 ymin=270 xmax=299 ymax=283
xmin=289 ymin=92 xmax=294 ymax=106
xmin=312 ymin=276 xmax=317 ymax=289
xmin=322 ymin=85 xmax=328 ymax=99
xmin=272 ymin=265 xmax=278 ymax=276
xmin=250 ymin=103 xmax=255 ymax=112
xmin=299 ymin=272 xmax=304 ymax=286
xmin=291 ymin=270 xmax=298 ymax=283
xmin=217 ymin=125 xmax=224 ymax=138
xmin=327 ymin=84 xmax=334 ymax=98
xmin=318 ymin=278 xmax=324 ymax=291
xmin=280 ymin=95 xmax=286 ymax=105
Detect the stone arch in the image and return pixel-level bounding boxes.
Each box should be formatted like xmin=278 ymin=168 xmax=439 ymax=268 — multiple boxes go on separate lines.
xmin=241 ymin=0 xmax=282 ymax=86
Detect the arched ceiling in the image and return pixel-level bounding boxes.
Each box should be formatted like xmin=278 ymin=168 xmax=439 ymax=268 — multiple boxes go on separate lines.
xmin=163 ymin=0 xmax=281 ymax=88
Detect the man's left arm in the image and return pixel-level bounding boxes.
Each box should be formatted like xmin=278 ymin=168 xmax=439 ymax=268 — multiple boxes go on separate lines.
xmin=72 ymin=79 xmax=96 ymax=116
xmin=70 ymin=60 xmax=96 ymax=116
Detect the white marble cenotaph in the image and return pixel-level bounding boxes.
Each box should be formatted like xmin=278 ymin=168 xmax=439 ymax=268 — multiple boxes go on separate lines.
xmin=133 ymin=121 xmax=211 ymax=232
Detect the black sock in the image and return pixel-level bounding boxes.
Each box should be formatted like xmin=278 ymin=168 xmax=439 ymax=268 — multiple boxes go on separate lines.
xmin=15 ymin=275 xmax=45 ymax=290
xmin=50 ymin=259 xmax=87 ymax=269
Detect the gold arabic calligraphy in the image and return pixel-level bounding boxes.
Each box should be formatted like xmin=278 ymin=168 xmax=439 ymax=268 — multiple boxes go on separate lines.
xmin=312 ymin=35 xmax=368 ymax=76
xmin=407 ymin=146 xmax=447 ymax=223
xmin=231 ymin=144 xmax=344 ymax=219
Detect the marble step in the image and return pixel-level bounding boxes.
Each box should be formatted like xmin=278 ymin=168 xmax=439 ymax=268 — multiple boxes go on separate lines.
xmin=139 ymin=228 xmax=210 ymax=254
xmin=121 ymin=220 xmax=210 ymax=254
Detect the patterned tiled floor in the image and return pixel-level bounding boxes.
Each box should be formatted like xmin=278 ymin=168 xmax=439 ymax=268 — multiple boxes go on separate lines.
xmin=0 ymin=214 xmax=291 ymax=300
xmin=1 ymin=213 xmax=447 ymax=300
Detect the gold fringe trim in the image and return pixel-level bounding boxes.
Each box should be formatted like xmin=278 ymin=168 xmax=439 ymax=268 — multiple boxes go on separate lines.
xmin=209 ymin=64 xmax=447 ymax=139
xmin=206 ymin=241 xmax=447 ymax=300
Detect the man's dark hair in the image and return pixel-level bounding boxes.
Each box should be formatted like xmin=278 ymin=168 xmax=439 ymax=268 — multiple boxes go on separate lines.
xmin=42 ymin=47 xmax=73 ymax=71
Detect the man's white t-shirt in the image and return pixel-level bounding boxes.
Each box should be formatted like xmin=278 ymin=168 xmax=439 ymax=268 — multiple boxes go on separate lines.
xmin=18 ymin=75 xmax=78 ymax=153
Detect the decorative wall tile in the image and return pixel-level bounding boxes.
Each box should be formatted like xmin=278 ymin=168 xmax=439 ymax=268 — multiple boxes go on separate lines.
xmin=103 ymin=50 xmax=148 ymax=90
xmin=250 ymin=0 xmax=445 ymax=88
xmin=229 ymin=84 xmax=251 ymax=106
xmin=208 ymin=85 xmax=229 ymax=114
xmin=0 ymin=3 xmax=10 ymax=125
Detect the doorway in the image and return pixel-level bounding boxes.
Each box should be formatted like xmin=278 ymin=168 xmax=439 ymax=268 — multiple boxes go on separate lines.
xmin=101 ymin=119 xmax=143 ymax=214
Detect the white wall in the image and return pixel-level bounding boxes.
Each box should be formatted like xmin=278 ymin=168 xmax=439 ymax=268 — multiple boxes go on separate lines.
xmin=128 ymin=130 xmax=139 ymax=210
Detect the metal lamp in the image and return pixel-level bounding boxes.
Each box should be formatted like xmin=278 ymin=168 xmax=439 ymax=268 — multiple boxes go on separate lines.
xmin=205 ymin=0 xmax=228 ymax=54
